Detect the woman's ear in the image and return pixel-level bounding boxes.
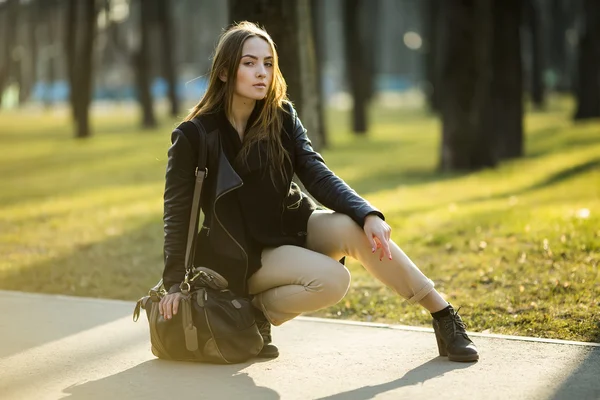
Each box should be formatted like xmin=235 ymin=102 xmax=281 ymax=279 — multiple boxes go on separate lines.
xmin=219 ymin=70 xmax=227 ymax=83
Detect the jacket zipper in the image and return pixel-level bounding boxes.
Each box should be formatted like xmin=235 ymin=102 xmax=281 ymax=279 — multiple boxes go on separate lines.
xmin=213 ymin=183 xmax=249 ymax=294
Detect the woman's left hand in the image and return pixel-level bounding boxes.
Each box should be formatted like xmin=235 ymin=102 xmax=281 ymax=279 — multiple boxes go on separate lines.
xmin=363 ymin=214 xmax=392 ymax=261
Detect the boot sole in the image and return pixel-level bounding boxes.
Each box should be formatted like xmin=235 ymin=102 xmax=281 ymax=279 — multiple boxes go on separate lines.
xmin=256 ymin=344 xmax=279 ymax=359
xmin=447 ymin=353 xmax=479 ymax=362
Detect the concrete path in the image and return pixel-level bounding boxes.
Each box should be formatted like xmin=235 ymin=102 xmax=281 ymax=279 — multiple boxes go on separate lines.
xmin=0 ymin=290 xmax=598 ymax=400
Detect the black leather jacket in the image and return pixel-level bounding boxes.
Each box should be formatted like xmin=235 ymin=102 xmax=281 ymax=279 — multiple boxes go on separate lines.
xmin=162 ymin=103 xmax=384 ymax=294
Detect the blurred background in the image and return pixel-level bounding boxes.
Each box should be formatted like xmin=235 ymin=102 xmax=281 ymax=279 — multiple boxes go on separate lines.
xmin=0 ymin=0 xmax=598 ymax=157
xmin=0 ymin=0 xmax=598 ymax=341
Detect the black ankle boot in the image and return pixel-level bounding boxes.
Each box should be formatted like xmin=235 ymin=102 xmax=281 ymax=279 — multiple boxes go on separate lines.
xmin=432 ymin=305 xmax=479 ymax=362
xmin=254 ymin=309 xmax=279 ymax=358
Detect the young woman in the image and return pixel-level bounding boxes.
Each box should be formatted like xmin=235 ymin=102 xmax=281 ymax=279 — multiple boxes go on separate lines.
xmin=159 ymin=22 xmax=478 ymax=362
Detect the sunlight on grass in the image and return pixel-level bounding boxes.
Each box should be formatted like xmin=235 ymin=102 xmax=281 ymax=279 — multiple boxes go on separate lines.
xmin=1 ymin=97 xmax=599 ymax=341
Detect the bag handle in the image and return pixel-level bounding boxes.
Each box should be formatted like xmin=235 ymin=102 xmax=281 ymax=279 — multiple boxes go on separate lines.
xmin=179 ymin=118 xmax=209 ymax=293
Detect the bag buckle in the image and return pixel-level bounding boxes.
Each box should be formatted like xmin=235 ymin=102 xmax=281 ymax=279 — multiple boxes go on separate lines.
xmin=180 ymin=281 xmax=191 ymax=295
xmin=195 ymin=167 xmax=208 ymax=178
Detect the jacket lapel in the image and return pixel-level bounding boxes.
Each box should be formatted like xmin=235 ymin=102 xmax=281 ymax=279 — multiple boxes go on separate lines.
xmin=207 ymin=127 xmax=243 ymax=199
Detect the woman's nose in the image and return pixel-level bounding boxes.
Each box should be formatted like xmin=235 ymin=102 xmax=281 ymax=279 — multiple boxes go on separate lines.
xmin=256 ymin=66 xmax=266 ymax=77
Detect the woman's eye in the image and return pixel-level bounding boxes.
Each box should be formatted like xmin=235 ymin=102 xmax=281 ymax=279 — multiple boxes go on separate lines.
xmin=244 ymin=62 xmax=254 ymax=66
xmin=265 ymin=63 xmax=273 ymax=67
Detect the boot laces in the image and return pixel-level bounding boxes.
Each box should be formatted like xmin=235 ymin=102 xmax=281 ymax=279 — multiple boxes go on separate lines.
xmin=443 ymin=306 xmax=467 ymax=335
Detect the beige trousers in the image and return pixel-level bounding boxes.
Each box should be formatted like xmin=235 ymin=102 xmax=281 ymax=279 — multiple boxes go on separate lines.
xmin=248 ymin=210 xmax=435 ymax=326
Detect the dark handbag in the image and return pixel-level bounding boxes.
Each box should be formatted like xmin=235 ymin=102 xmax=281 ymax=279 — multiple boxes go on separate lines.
xmin=133 ymin=119 xmax=264 ymax=363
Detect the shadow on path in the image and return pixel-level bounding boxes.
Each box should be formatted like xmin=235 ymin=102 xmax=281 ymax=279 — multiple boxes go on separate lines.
xmin=549 ymin=347 xmax=600 ymax=400
xmin=0 ymin=291 xmax=133 ymax=359
xmin=62 ymin=359 xmax=280 ymax=400
xmin=315 ymin=357 xmax=475 ymax=400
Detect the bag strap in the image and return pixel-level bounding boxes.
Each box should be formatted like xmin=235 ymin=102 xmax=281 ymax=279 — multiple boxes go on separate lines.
xmin=180 ymin=118 xmax=209 ymax=292
xmin=147 ymin=119 xmax=208 ymax=296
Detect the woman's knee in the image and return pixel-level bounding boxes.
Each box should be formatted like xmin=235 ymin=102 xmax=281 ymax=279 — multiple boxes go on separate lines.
xmin=313 ymin=262 xmax=351 ymax=305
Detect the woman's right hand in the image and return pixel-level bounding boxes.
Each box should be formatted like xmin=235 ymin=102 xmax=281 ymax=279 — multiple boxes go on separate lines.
xmin=159 ymin=292 xmax=185 ymax=320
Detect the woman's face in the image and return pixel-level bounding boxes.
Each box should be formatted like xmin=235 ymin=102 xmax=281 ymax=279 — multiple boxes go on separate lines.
xmin=233 ymin=37 xmax=274 ymax=102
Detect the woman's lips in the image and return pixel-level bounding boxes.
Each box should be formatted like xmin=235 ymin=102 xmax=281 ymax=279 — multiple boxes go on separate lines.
xmin=254 ymin=84 xmax=266 ymax=89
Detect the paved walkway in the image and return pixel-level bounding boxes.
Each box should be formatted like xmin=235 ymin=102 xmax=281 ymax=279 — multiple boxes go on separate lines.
xmin=0 ymin=290 xmax=598 ymax=400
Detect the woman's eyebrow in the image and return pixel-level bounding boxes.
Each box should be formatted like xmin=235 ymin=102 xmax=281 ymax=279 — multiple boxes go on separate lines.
xmin=241 ymin=54 xmax=274 ymax=60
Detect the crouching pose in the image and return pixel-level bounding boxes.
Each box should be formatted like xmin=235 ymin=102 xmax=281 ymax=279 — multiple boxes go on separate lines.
xmin=160 ymin=21 xmax=478 ymax=362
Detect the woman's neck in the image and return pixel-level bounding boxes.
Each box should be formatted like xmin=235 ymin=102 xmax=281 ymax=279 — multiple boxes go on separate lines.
xmin=229 ymin=95 xmax=256 ymax=139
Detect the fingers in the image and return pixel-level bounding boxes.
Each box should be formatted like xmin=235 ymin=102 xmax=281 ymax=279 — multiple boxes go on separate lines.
xmin=365 ymin=230 xmax=377 ymax=253
xmin=381 ymin=237 xmax=392 ymax=261
xmin=365 ymin=220 xmax=393 ymax=261
xmin=172 ymin=295 xmax=180 ymax=316
xmin=374 ymin=230 xmax=392 ymax=261
xmin=165 ymin=296 xmax=174 ymax=320
xmin=159 ymin=297 xmax=165 ymax=316
xmin=159 ymin=294 xmax=181 ymax=320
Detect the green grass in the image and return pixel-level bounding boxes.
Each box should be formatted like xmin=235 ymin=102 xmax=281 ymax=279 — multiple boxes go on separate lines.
xmin=1 ymin=97 xmax=599 ymax=342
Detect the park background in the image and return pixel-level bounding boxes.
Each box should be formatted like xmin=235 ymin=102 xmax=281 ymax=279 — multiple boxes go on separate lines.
xmin=0 ymin=0 xmax=598 ymax=342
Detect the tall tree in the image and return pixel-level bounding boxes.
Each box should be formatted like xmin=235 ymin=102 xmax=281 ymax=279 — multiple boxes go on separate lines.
xmin=423 ymin=0 xmax=442 ymax=112
xmin=42 ymin=0 xmax=60 ymax=108
xmin=549 ymin=0 xmax=570 ymax=92
xmin=310 ymin=0 xmax=328 ymax=148
xmin=0 ymin=0 xmax=19 ymax=109
xmin=229 ymin=0 xmax=323 ymax=151
xmin=134 ymin=0 xmax=157 ymax=128
xmin=342 ymin=0 xmax=370 ymax=134
xmin=17 ymin=0 xmax=40 ymax=105
xmin=438 ymin=0 xmax=496 ymax=170
xmin=65 ymin=0 xmax=98 ymax=138
xmin=65 ymin=0 xmax=77 ymax=120
xmin=157 ymin=0 xmax=179 ymax=117
xmin=524 ymin=0 xmax=545 ymax=110
xmin=492 ymin=0 xmax=523 ymax=159
xmin=573 ymin=0 xmax=600 ymax=120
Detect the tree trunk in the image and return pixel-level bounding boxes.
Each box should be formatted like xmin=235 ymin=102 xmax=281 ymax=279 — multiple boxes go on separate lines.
xmin=310 ymin=0 xmax=328 ymax=148
xmin=65 ymin=0 xmax=77 ymax=121
xmin=157 ymin=0 xmax=179 ymax=117
xmin=439 ymin=0 xmax=496 ymax=171
xmin=549 ymin=0 xmax=570 ymax=92
xmin=525 ymin=0 xmax=545 ymax=110
xmin=229 ymin=0 xmax=322 ymax=151
xmin=0 ymin=0 xmax=19 ymax=109
xmin=342 ymin=0 xmax=368 ymax=134
xmin=361 ymin=0 xmax=378 ymax=103
xmin=574 ymin=0 xmax=600 ymax=120
xmin=18 ymin=0 xmax=40 ymax=105
xmin=44 ymin=0 xmax=59 ymax=108
xmin=493 ymin=0 xmax=523 ymax=159
xmin=72 ymin=0 xmax=97 ymax=138
xmin=135 ymin=0 xmax=157 ymax=128
xmin=64 ymin=0 xmax=97 ymax=137
xmin=296 ymin=0 xmax=322 ymax=150
xmin=423 ymin=0 xmax=441 ymax=112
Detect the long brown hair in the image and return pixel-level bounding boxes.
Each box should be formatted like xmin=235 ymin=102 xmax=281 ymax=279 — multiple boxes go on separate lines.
xmin=185 ymin=21 xmax=291 ymax=184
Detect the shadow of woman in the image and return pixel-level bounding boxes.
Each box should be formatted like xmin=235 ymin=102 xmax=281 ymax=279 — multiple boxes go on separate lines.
xmin=61 ymin=358 xmax=280 ymax=400
xmin=315 ymin=357 xmax=476 ymax=400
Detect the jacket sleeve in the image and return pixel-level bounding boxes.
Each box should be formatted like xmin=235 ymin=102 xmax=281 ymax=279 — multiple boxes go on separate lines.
xmin=290 ymin=107 xmax=385 ymax=227
xmin=162 ymin=128 xmax=196 ymax=292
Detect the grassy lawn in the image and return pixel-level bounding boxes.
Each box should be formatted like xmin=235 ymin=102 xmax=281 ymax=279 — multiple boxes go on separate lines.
xmin=1 ymin=98 xmax=599 ymax=342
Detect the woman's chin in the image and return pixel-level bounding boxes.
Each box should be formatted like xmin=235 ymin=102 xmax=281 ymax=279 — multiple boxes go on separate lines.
xmin=248 ymin=94 xmax=267 ymax=101
xmin=235 ymin=91 xmax=269 ymax=102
